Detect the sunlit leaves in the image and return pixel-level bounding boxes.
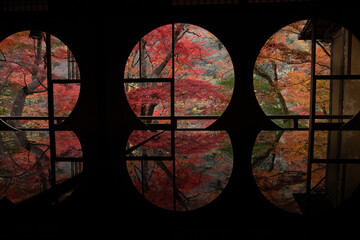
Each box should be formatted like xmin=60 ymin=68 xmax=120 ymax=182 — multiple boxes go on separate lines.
xmin=0 ymin=31 xmax=80 ymax=122
xmin=252 ymin=131 xmax=327 ymax=214
xmin=252 ymin=20 xmax=332 ymax=214
xmin=126 ymin=131 xmax=233 ymax=211
xmin=254 ymin=20 xmax=331 ymax=125
xmin=124 ymin=24 xmax=234 ymax=211
xmin=0 ymin=31 xmax=82 ymax=204
xmin=124 ymin=23 xmax=234 ymax=127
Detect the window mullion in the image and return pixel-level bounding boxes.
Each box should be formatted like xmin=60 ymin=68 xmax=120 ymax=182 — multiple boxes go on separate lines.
xmin=46 ymin=32 xmax=57 ymax=187
xmin=306 ymin=19 xmax=317 ymax=195
xmin=171 ymin=23 xmax=176 ymax=211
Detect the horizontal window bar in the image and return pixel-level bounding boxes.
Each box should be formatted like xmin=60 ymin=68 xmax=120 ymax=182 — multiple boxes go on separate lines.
xmin=315 ymin=75 xmax=360 ymax=80
xmin=266 ymin=115 xmax=308 ymax=119
xmin=0 ymin=127 xmax=72 ymax=131
xmin=138 ymin=115 xmax=219 ymax=119
xmin=313 ymin=122 xmax=343 ymax=130
xmin=312 ymin=159 xmax=360 ymax=164
xmin=139 ymin=116 xmax=171 ymax=119
xmin=175 ymin=115 xmax=219 ymax=119
xmin=55 ymin=157 xmax=83 ymax=162
xmin=17 ymin=128 xmax=50 ymax=131
xmin=277 ymin=128 xmax=309 ymax=131
xmin=175 ymin=128 xmax=214 ymax=131
xmin=53 ymin=79 xmax=81 ymax=83
xmin=268 ymin=115 xmax=353 ymax=119
xmin=0 ymin=116 xmax=67 ymax=120
xmin=148 ymin=124 xmax=173 ymax=130
xmin=124 ymin=78 xmax=173 ymax=83
xmin=126 ymin=156 xmax=174 ymax=161
xmin=314 ymin=115 xmax=353 ymax=119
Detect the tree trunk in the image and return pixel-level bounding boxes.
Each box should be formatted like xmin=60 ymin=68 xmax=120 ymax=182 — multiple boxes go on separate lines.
xmin=254 ymin=63 xmax=292 ymax=128
xmin=0 ymin=70 xmax=14 ymax=92
xmin=140 ymin=38 xmax=147 ymax=79
xmin=10 ymin=37 xmax=46 ymax=127
xmin=253 ymin=131 xmax=284 ymax=171
xmin=9 ymin=37 xmax=50 ymax=175
xmin=155 ymin=160 xmax=189 ymax=211
xmin=151 ymin=23 xmax=186 ymax=78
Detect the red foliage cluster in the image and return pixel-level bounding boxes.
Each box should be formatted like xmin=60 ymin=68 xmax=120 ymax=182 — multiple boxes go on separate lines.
xmin=126 ymin=79 xmax=229 ymax=117
xmin=127 ymin=130 xmax=232 ymax=210
xmin=0 ymin=31 xmax=83 ymax=204
xmin=0 ymin=31 xmax=80 ymax=121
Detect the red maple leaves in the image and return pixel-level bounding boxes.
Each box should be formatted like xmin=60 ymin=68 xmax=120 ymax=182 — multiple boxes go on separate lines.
xmin=0 ymin=31 xmax=82 ymax=204
xmin=127 ymin=130 xmax=232 ymax=211
xmin=124 ymin=24 xmax=235 ymax=211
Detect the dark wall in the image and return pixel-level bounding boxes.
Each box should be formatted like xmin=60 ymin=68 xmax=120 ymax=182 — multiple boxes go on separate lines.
xmin=1 ymin=1 xmax=360 ymax=239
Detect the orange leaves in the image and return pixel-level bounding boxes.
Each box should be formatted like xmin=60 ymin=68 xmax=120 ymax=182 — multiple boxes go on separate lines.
xmin=252 ymin=130 xmax=328 ymax=214
xmin=254 ymin=20 xmax=331 ymax=120
xmin=252 ymin=131 xmax=327 ymax=213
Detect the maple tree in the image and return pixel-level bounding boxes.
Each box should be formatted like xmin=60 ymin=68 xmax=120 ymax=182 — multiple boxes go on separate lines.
xmin=0 ymin=31 xmax=82 ymax=203
xmin=124 ymin=23 xmax=234 ymax=210
xmin=125 ymin=23 xmax=234 ymax=128
xmin=254 ymin=20 xmax=331 ymax=128
xmin=252 ymin=20 xmax=331 ymax=214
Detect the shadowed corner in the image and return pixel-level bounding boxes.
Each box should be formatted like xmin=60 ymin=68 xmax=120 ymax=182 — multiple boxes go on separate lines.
xmin=0 ymin=118 xmax=20 ymax=131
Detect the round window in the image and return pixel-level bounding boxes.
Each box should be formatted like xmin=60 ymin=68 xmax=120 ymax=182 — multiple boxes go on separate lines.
xmin=0 ymin=30 xmax=82 ymax=204
xmin=124 ymin=23 xmax=234 ymax=128
xmin=124 ymin=23 xmax=234 ymax=211
xmin=253 ymin=19 xmax=360 ymax=215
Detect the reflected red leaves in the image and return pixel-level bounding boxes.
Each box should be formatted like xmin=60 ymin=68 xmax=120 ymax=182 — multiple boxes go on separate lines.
xmin=0 ymin=131 xmax=83 ymax=204
xmin=55 ymin=131 xmax=83 ymax=158
xmin=126 ymin=130 xmax=233 ymax=211
xmin=0 ymin=31 xmax=82 ymax=204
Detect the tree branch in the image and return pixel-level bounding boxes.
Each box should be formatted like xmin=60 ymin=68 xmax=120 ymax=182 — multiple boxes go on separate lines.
xmin=0 ymin=70 xmax=14 ymax=92
xmin=0 ymin=49 xmax=6 ymax=61
xmin=316 ymin=41 xmax=331 ymax=57
xmin=154 ymin=160 xmax=189 ymax=211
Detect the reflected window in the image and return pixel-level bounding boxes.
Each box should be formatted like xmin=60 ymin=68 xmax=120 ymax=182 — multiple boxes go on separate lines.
xmin=253 ymin=19 xmax=360 ymax=215
xmin=124 ymin=23 xmax=234 ymax=211
xmin=252 ymin=131 xmax=327 ymax=214
xmin=126 ymin=130 xmax=233 ymax=211
xmin=0 ymin=31 xmax=82 ymax=204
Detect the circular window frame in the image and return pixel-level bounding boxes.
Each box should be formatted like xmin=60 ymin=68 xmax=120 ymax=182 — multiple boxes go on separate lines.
xmin=251 ymin=18 xmax=360 ymax=215
xmin=0 ymin=29 xmax=84 ymax=204
xmin=123 ymin=22 xmax=235 ymax=211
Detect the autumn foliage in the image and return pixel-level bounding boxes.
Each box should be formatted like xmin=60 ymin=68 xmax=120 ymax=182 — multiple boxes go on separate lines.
xmin=124 ymin=23 xmax=234 ymax=210
xmin=125 ymin=23 xmax=234 ymax=127
xmin=0 ymin=31 xmax=82 ymax=204
xmin=252 ymin=20 xmax=331 ymax=214
xmin=254 ymin=20 xmax=331 ymax=127
xmin=127 ymin=130 xmax=233 ymax=211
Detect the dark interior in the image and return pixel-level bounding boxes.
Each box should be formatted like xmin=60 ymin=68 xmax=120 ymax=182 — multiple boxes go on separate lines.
xmin=0 ymin=0 xmax=359 ymax=239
